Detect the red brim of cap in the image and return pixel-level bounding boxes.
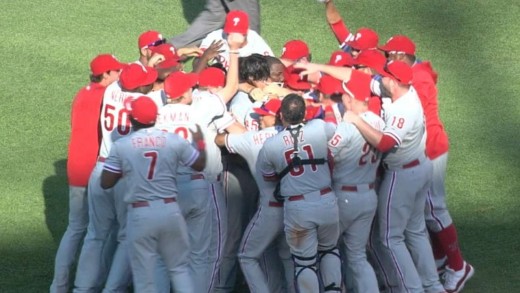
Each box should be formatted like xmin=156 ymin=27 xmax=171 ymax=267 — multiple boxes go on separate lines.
xmin=143 ymin=68 xmax=159 ymax=86
xmin=253 ymin=108 xmax=273 ymax=116
xmin=156 ymin=58 xmax=180 ymax=69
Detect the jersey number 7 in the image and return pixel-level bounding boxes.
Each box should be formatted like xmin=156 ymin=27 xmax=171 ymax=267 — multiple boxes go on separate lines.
xmin=143 ymin=151 xmax=158 ymax=180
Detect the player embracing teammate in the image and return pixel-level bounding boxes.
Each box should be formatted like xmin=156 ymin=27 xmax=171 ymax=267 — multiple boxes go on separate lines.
xmin=51 ymin=5 xmax=473 ymax=293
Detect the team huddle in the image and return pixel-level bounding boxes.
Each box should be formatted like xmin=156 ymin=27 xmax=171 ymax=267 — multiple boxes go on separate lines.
xmin=51 ymin=1 xmax=474 ymax=293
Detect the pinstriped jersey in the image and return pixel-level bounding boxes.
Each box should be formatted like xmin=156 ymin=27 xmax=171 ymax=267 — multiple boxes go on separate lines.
xmin=328 ymin=111 xmax=385 ymax=185
xmin=98 ymin=82 xmax=154 ymax=158
xmin=155 ymin=103 xmax=197 ymax=176
xmin=104 ymin=128 xmax=199 ymax=203
xmin=381 ymin=87 xmax=426 ymax=167
xmin=191 ymin=90 xmax=235 ymax=180
xmin=225 ymin=127 xmax=279 ymax=204
xmin=259 ymin=119 xmax=336 ymax=197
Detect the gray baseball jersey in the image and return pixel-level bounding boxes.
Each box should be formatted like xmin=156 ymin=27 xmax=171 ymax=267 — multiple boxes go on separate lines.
xmin=103 ymin=127 xmax=198 ymax=292
xmin=328 ymin=111 xmax=385 ymax=185
xmin=104 ymin=128 xmax=200 ymax=203
xmin=259 ymin=119 xmax=336 ymax=197
xmin=228 ymin=91 xmax=260 ymax=131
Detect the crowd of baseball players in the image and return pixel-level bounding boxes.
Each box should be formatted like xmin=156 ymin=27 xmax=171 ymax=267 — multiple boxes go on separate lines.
xmin=51 ymin=1 xmax=475 ymax=293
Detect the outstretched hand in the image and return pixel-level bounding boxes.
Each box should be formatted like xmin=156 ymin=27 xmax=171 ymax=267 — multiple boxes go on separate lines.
xmin=227 ymin=32 xmax=246 ymax=51
xmin=293 ymin=62 xmax=320 ymax=78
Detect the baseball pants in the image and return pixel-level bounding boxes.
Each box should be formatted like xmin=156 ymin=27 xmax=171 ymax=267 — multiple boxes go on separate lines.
xmin=207 ymin=177 xmax=228 ymax=293
xmin=215 ymin=155 xmax=259 ymax=292
xmin=284 ymin=190 xmax=341 ymax=293
xmin=74 ymin=162 xmax=127 ymax=293
xmin=334 ymin=184 xmax=379 ymax=293
xmin=372 ymin=159 xmax=444 ymax=293
xmin=238 ymin=200 xmax=294 ymax=293
xmin=170 ymin=0 xmax=260 ymax=48
xmin=127 ymin=199 xmax=193 ymax=293
xmin=50 ymin=185 xmax=89 ymax=293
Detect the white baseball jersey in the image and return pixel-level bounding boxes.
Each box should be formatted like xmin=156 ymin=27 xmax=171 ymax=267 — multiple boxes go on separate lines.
xmin=191 ymin=90 xmax=236 ymax=180
xmin=200 ymin=29 xmax=274 ymax=69
xmin=228 ymin=91 xmax=260 ymax=131
xmin=103 ymin=128 xmax=200 ymax=203
xmin=155 ymin=103 xmax=198 ymax=176
xmin=259 ymin=119 xmax=336 ymax=196
xmin=99 ymin=82 xmax=147 ymax=158
xmin=147 ymin=89 xmax=167 ymax=109
xmin=328 ymin=111 xmax=385 ymax=185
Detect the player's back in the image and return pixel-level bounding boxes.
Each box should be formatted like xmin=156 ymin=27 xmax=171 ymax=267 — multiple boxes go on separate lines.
xmin=99 ymin=82 xmax=136 ymax=158
xmin=263 ymin=119 xmax=334 ymax=196
xmin=330 ymin=111 xmax=385 ymax=185
xmin=383 ymin=87 xmax=426 ymax=168
xmin=113 ymin=128 xmax=196 ymax=203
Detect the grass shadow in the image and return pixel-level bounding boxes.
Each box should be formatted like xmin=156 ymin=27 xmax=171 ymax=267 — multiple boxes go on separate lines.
xmin=42 ymin=159 xmax=69 ymax=244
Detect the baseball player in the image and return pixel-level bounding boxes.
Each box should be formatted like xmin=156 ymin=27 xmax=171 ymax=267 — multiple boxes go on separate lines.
xmin=328 ymin=72 xmax=385 ymax=293
xmin=296 ymin=61 xmax=446 ymax=292
xmin=191 ymin=32 xmax=247 ymax=293
xmin=280 ymin=39 xmax=312 ymax=67
xmin=73 ymin=63 xmax=158 ymax=293
xmin=154 ymin=70 xmax=215 ymax=293
xmin=170 ymin=0 xmax=260 ymax=48
xmin=258 ymin=94 xmax=341 ymax=293
xmin=100 ymin=96 xmax=207 ymax=293
xmin=215 ymin=98 xmax=295 ymax=293
xmin=319 ymin=0 xmax=379 ymax=57
xmin=50 ymin=54 xmax=123 ymax=293
xmin=379 ymin=35 xmax=474 ymax=292
xmin=199 ymin=10 xmax=273 ymax=71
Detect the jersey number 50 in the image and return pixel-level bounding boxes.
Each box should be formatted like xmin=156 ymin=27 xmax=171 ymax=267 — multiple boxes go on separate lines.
xmin=104 ymin=105 xmax=131 ymax=135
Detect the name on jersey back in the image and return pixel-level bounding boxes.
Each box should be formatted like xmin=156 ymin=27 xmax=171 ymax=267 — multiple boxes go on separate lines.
xmin=132 ymin=135 xmax=167 ymax=149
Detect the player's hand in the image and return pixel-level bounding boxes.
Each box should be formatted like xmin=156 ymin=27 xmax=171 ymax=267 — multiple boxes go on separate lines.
xmin=263 ymin=83 xmax=292 ymax=98
xmin=249 ymin=87 xmax=266 ymax=101
xmin=190 ymin=124 xmax=204 ymax=142
xmin=294 ymin=62 xmax=320 ymax=77
xmin=147 ymin=53 xmax=165 ymax=67
xmin=343 ymin=110 xmax=359 ymax=124
xmin=227 ymin=32 xmax=246 ymax=51
xmin=200 ymin=40 xmax=224 ymax=61
xmin=177 ymin=47 xmax=204 ymax=58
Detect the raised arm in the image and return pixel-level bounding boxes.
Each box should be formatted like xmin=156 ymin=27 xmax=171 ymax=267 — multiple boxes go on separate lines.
xmin=294 ymin=62 xmax=354 ymax=83
xmin=218 ymin=33 xmax=246 ymax=103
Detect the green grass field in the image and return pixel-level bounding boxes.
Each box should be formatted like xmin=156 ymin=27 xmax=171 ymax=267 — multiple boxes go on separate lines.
xmin=1 ymin=0 xmax=519 ymax=292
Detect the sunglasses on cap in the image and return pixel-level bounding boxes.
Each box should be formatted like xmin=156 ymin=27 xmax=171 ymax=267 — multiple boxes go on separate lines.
xmin=145 ymin=38 xmax=167 ymax=48
xmin=354 ymin=64 xmax=367 ymax=70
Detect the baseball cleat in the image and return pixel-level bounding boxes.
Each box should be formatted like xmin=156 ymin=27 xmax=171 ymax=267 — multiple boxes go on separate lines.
xmin=443 ymin=261 xmax=475 ymax=293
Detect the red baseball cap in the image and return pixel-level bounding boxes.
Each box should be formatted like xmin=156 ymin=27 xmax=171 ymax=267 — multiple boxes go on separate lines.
xmin=164 ymin=71 xmax=199 ymax=99
xmin=150 ymin=44 xmax=180 ymax=69
xmin=328 ymin=51 xmax=354 ymax=67
xmin=130 ymin=96 xmax=158 ymax=125
xmin=199 ymin=67 xmax=226 ymax=88
xmin=346 ymin=28 xmax=379 ymax=51
xmin=119 ymin=63 xmax=158 ymax=91
xmin=283 ymin=65 xmax=311 ymax=91
xmin=253 ymin=98 xmax=282 ymax=116
xmin=138 ymin=30 xmax=164 ymax=49
xmin=90 ymin=54 xmax=125 ymax=76
xmin=316 ymin=74 xmax=345 ymax=95
xmin=380 ymin=60 xmax=413 ymax=85
xmin=354 ymin=49 xmax=386 ymax=74
xmin=378 ymin=35 xmax=416 ymax=55
xmin=281 ymin=40 xmax=310 ymax=61
xmin=343 ymin=71 xmax=372 ymax=102
xmin=223 ymin=10 xmax=249 ymax=35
